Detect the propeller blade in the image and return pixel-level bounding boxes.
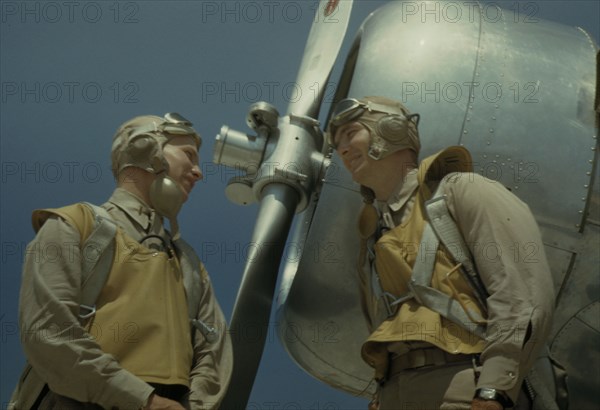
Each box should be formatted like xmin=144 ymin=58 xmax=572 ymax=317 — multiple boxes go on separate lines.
xmin=221 ymin=185 xmax=298 ymax=409
xmin=290 ymin=0 xmax=353 ymax=119
xmin=220 ymin=1 xmax=354 ymax=408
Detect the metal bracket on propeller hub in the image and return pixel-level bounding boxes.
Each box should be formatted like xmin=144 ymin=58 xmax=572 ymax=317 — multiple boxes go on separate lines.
xmin=213 ymin=101 xmax=327 ymax=212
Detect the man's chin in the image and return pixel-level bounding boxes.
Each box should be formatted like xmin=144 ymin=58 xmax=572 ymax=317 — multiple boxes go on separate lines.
xmin=178 ymin=181 xmax=193 ymax=201
xmin=181 ymin=189 xmax=190 ymax=202
xmin=351 ymin=169 xmax=367 ymax=185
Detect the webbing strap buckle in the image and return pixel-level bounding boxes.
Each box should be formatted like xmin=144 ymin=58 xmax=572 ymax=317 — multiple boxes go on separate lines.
xmin=78 ymin=304 xmax=96 ymax=320
xmin=382 ymin=291 xmax=414 ymax=317
xmin=191 ymin=319 xmax=218 ymax=344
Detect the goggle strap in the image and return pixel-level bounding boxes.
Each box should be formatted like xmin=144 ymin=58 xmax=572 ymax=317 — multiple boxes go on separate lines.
xmin=332 ymin=99 xmax=408 ymax=126
xmin=128 ymin=121 xmax=196 ymax=139
xmin=128 ymin=123 xmax=160 ymax=139
xmin=408 ymin=113 xmax=421 ymax=126
xmin=364 ymin=101 xmax=406 ymax=117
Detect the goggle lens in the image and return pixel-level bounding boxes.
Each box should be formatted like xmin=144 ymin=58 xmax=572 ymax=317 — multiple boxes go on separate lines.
xmin=330 ymin=98 xmax=366 ymax=128
xmin=327 ymin=98 xmax=420 ymax=149
xmin=161 ymin=113 xmax=195 ymax=135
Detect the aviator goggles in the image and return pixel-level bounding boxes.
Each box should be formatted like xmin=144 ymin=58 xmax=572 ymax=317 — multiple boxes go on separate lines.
xmin=327 ymin=98 xmax=420 ymax=147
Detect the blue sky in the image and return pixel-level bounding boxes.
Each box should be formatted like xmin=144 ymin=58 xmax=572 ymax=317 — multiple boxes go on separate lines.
xmin=1 ymin=1 xmax=598 ymax=408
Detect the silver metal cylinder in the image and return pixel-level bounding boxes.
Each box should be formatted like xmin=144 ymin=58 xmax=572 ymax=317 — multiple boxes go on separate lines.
xmin=213 ymin=125 xmax=266 ymax=173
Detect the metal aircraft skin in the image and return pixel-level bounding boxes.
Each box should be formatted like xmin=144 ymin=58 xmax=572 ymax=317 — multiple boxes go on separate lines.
xmin=215 ymin=1 xmax=599 ymax=409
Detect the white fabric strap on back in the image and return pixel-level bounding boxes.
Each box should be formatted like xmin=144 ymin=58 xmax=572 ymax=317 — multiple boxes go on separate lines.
xmin=78 ymin=203 xmax=117 ymax=319
xmin=425 ymin=181 xmax=489 ymax=311
xmin=410 ymin=222 xmax=439 ymax=288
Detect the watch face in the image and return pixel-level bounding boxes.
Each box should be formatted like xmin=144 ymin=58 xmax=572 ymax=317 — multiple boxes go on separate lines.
xmin=476 ymin=388 xmax=510 ymax=407
xmin=478 ymin=388 xmax=498 ymax=400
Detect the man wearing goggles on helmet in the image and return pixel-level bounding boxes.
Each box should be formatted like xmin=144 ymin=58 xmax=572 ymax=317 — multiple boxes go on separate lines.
xmin=327 ymin=96 xmax=556 ymax=410
xmin=11 ymin=114 xmax=232 ymax=409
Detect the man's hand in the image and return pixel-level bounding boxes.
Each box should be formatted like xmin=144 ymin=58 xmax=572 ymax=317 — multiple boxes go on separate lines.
xmin=471 ymin=398 xmax=503 ymax=410
xmin=145 ymin=394 xmax=186 ymax=410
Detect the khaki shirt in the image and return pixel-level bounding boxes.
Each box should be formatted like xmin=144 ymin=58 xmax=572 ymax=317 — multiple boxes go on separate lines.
xmin=18 ymin=188 xmax=232 ymax=409
xmin=370 ymin=172 xmax=554 ymax=401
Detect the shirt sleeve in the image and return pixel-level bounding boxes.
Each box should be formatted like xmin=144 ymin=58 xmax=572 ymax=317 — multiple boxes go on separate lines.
xmin=442 ymin=173 xmax=555 ymax=403
xmin=19 ymin=216 xmax=154 ymax=408
xmin=185 ymin=262 xmax=233 ymax=410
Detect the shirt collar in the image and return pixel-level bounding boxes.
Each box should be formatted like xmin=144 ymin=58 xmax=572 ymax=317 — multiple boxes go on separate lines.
xmin=377 ymin=168 xmax=419 ymax=214
xmin=107 ymin=187 xmax=158 ymax=232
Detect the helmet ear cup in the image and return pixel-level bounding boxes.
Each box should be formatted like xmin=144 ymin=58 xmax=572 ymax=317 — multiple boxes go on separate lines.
xmin=128 ymin=134 xmax=155 ymax=161
xmin=126 ymin=133 xmax=167 ymax=173
xmin=375 ymin=114 xmax=410 ymax=144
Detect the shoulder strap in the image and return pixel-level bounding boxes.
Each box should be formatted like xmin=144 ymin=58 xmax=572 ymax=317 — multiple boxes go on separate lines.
xmin=424 ymin=179 xmax=489 ymax=310
xmin=173 ymin=238 xmax=217 ymax=343
xmin=172 ymin=238 xmax=201 ymax=318
xmin=77 ymin=202 xmax=117 ymax=320
xmin=410 ymin=219 xmax=487 ymax=338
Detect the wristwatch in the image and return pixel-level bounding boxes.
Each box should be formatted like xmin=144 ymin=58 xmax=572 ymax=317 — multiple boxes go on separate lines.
xmin=475 ymin=388 xmax=510 ymax=408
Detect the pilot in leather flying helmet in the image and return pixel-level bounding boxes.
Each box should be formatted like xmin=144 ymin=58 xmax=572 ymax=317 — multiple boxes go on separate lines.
xmin=327 ymin=95 xmax=421 ymax=160
xmin=111 ymin=113 xmax=202 ymax=239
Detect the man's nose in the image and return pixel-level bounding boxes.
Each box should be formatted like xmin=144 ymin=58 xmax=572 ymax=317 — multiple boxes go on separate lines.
xmin=191 ymin=165 xmax=203 ymax=181
xmin=336 ymin=139 xmax=350 ymax=156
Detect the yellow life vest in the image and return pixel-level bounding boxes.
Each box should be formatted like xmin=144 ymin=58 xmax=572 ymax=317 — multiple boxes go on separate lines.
xmin=33 ymin=203 xmax=193 ymax=386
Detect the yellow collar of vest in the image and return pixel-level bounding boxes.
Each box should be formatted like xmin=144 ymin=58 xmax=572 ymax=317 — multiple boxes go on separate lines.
xmin=416 ymin=146 xmax=473 ymax=198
